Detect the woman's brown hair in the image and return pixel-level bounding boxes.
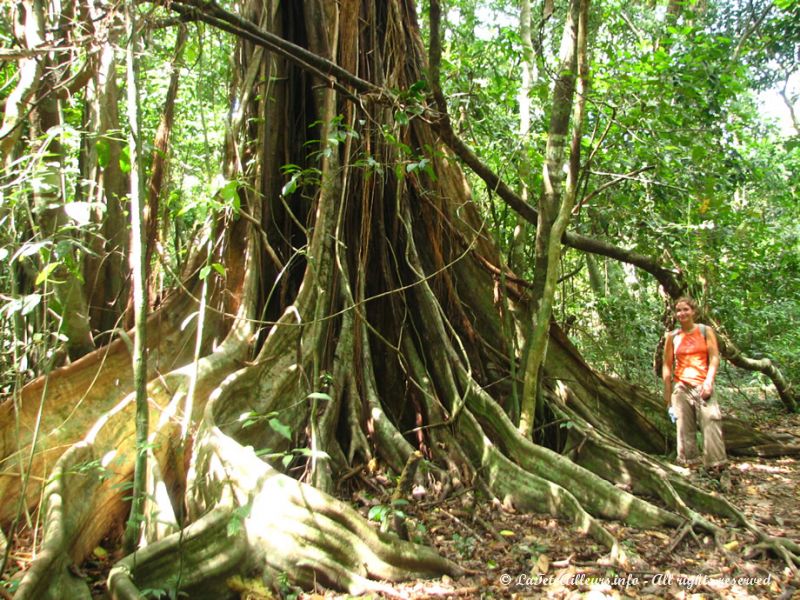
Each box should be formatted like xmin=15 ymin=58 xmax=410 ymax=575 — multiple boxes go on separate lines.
xmin=674 ymin=296 xmax=698 ymax=311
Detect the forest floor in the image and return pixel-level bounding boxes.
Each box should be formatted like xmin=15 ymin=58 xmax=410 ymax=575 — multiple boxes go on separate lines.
xmin=331 ymin=391 xmax=800 ymax=600
xmin=3 ymin=390 xmax=799 ymax=599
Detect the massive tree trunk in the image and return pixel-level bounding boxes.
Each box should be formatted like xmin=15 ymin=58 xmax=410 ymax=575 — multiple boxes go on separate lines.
xmin=2 ymin=0 xmax=799 ymax=598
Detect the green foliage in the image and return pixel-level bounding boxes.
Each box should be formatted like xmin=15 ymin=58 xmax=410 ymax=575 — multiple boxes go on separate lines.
xmin=451 ymin=532 xmax=478 ymax=558
xmin=432 ymin=0 xmax=800 ymax=392
xmin=226 ymin=502 xmax=253 ymax=537
xmin=437 ymin=0 xmax=537 ymax=251
xmin=1 ymin=0 xmax=798 ymax=405
xmin=140 ymin=581 xmax=188 ymax=600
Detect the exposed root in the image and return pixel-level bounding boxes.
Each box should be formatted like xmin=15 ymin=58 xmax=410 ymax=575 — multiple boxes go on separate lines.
xmin=107 ymin=507 xmax=250 ymax=600
xmin=461 ymin=372 xmax=682 ymax=530
xmin=666 ymin=520 xmax=703 ymax=554
xmin=171 ymin=389 xmax=463 ymax=596
xmin=0 ymin=290 xmax=205 ymax=525
xmin=748 ymin=538 xmax=800 ymax=571
xmin=453 ymin=406 xmax=626 ymax=564
xmin=13 ymin=444 xmax=97 ymax=600
xmin=10 ymin=238 xmax=261 ymax=598
xmin=11 ymin=361 xmax=234 ymax=600
xmin=550 ymin=383 xmax=733 ymax=528
xmin=547 ymin=381 xmax=800 ymax=570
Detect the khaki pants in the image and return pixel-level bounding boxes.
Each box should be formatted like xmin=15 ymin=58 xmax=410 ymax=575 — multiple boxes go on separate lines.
xmin=671 ymin=382 xmax=726 ymax=468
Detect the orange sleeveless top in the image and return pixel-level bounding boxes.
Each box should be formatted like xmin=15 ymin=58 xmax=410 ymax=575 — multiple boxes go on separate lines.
xmin=673 ymin=327 xmax=708 ymax=387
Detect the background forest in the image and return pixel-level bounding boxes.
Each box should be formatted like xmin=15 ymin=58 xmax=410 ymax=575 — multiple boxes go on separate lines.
xmin=2 ymin=0 xmax=798 ymax=397
xmin=434 ymin=0 xmax=800 ymax=391
xmin=1 ymin=0 xmax=800 ymax=598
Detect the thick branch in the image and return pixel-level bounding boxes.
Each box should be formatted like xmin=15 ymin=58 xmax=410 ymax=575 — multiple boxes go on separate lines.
xmin=164 ymin=0 xmax=380 ymax=96
xmin=564 ymin=231 xmax=685 ymax=296
xmin=714 ymin=327 xmax=797 ymax=412
xmin=0 ymin=1 xmax=44 ymax=164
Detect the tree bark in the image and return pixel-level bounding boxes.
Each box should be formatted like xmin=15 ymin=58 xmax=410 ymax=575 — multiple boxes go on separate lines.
xmin=79 ymin=11 xmax=130 ymax=340
xmin=26 ymin=6 xmax=95 ymax=360
xmin=145 ymin=25 xmax=188 ymax=298
xmin=508 ymin=0 xmax=536 ymax=271
xmin=519 ymin=0 xmax=585 ymax=437
xmin=0 ymin=1 xmax=45 ymax=166
xmin=121 ymin=0 xmax=149 ymax=553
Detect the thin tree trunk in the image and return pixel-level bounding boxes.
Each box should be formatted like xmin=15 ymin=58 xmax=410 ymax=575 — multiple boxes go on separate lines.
xmin=508 ymin=0 xmax=535 ymax=272
xmin=145 ymin=25 xmax=188 ymax=286
xmin=81 ymin=0 xmax=130 ymax=339
xmin=519 ymin=0 xmax=585 ymax=437
xmin=122 ymin=0 xmax=149 ymax=552
xmin=25 ymin=0 xmax=95 ymax=360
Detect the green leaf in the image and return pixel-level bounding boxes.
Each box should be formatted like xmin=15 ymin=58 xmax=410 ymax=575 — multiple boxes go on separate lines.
xmin=219 ymin=180 xmax=239 ymax=203
xmin=691 ymin=145 xmax=706 ymax=162
xmin=306 ymin=392 xmax=332 ymax=402
xmin=269 ymin=418 xmax=292 ymax=441
xmin=119 ymin=145 xmax=131 ymax=174
xmin=36 ymin=262 xmax=60 ymax=285
xmin=17 ymin=294 xmax=42 ymax=316
xmin=368 ymin=505 xmax=390 ymax=522
xmin=295 ymin=448 xmax=330 ymax=460
xmin=96 ymin=138 xmax=110 ymax=168
xmin=13 ymin=240 xmax=50 ymax=261
xmin=238 ymin=410 xmax=257 ymax=425
xmin=282 ymin=173 xmax=300 ymax=197
xmin=199 ymin=265 xmax=211 ymax=280
xmin=409 ymin=80 xmax=427 ymax=95
xmin=227 ymin=503 xmax=252 ymax=537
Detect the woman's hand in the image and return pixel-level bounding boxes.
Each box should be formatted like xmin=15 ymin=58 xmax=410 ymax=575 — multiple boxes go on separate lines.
xmin=700 ymin=380 xmax=714 ymax=399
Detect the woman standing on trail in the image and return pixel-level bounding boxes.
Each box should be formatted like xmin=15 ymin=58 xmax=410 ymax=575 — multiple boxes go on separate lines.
xmin=662 ymin=297 xmax=727 ymax=470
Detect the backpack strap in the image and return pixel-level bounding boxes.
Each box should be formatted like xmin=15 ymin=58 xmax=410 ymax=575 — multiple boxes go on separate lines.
xmin=669 ymin=328 xmax=682 ymax=355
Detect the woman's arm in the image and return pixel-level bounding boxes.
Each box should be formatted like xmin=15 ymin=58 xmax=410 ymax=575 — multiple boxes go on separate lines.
xmin=702 ymin=327 xmax=720 ymax=399
xmin=662 ymin=333 xmax=674 ymax=407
